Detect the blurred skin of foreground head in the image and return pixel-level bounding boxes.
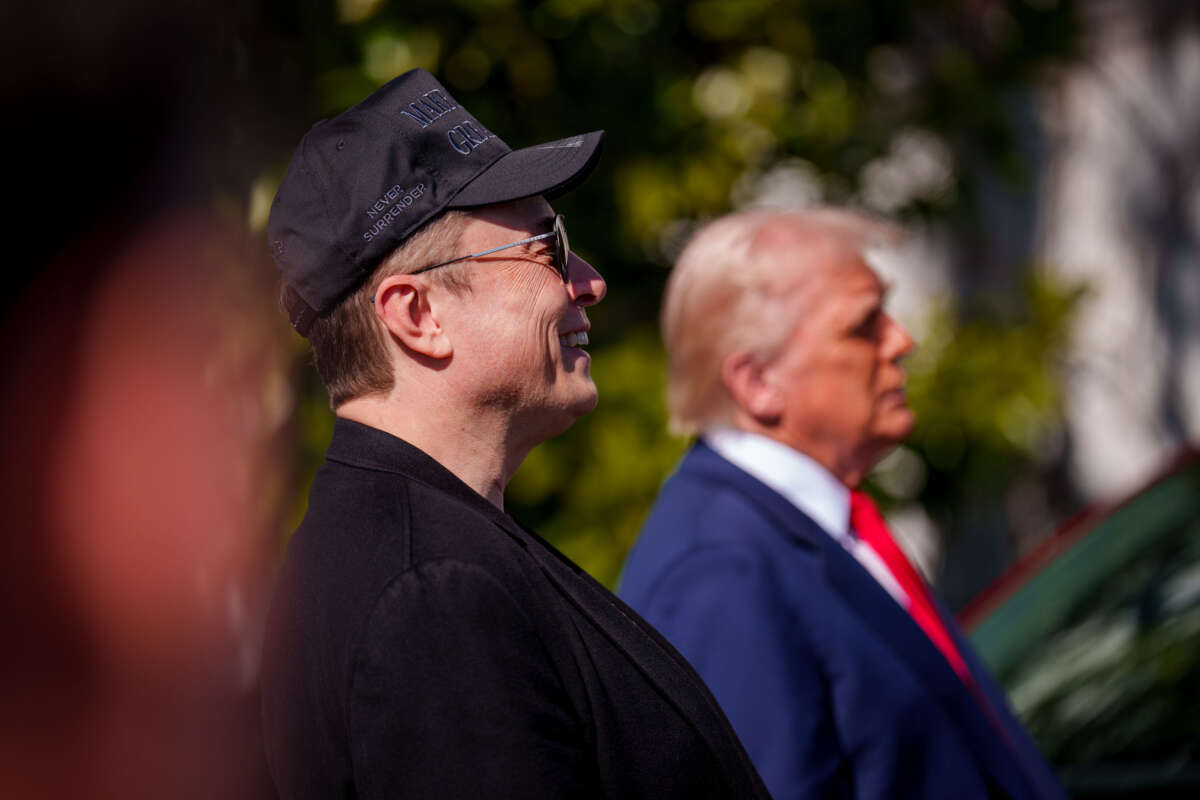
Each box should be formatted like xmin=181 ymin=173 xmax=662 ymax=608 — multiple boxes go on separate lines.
xmin=337 ymin=195 xmax=607 ymax=508
xmin=663 ymin=208 xmax=915 ymax=487
xmin=0 ymin=213 xmax=283 ymax=799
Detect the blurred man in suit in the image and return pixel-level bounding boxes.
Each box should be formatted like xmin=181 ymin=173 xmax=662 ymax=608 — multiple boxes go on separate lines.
xmin=620 ymin=208 xmax=1067 ymax=799
xmin=259 ymin=69 xmax=769 ymax=800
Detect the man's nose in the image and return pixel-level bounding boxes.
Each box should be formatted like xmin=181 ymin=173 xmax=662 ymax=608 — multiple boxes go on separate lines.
xmin=566 ymin=253 xmax=606 ymax=307
xmin=883 ymin=313 xmax=914 ymax=359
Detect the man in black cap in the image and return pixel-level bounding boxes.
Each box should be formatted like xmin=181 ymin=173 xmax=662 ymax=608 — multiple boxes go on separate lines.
xmin=259 ymin=69 xmax=769 ymax=800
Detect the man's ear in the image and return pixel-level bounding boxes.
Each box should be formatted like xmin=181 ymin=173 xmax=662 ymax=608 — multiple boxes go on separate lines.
xmin=373 ymin=274 xmax=453 ymax=360
xmin=721 ymin=350 xmax=784 ymax=423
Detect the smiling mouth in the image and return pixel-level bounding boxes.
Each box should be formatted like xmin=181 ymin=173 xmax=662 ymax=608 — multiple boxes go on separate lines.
xmin=559 ymin=331 xmax=589 ymax=348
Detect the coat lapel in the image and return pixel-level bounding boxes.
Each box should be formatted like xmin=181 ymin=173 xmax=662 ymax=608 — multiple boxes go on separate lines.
xmin=329 ymin=422 xmax=769 ymax=797
xmin=819 ymin=542 xmax=1035 ymax=800
xmin=688 ymin=443 xmax=1037 ymax=800
xmin=487 ymin=510 xmax=769 ymax=798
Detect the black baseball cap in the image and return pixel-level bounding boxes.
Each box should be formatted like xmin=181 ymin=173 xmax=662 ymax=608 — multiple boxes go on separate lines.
xmin=268 ymin=68 xmax=604 ymax=336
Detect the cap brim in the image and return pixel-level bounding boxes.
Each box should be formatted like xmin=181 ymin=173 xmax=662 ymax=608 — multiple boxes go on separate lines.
xmin=447 ymin=130 xmax=604 ymax=208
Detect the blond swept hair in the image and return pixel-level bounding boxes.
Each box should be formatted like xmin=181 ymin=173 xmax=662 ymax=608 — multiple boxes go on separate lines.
xmin=661 ymin=207 xmax=902 ymax=435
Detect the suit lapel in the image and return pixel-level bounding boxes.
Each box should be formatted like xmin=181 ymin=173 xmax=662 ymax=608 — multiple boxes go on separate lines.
xmin=821 ymin=544 xmax=1035 ymax=800
xmin=948 ymin=605 xmax=1066 ymax=799
xmin=689 ymin=443 xmax=1036 ymax=800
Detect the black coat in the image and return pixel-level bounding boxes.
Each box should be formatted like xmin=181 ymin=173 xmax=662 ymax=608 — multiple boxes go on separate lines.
xmin=260 ymin=419 xmax=770 ymax=799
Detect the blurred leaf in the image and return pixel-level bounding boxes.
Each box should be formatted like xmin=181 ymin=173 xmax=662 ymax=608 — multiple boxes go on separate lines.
xmin=899 ymin=274 xmax=1087 ymax=513
xmin=264 ymin=0 xmax=1084 ymax=594
xmin=508 ymin=328 xmax=689 ymax=587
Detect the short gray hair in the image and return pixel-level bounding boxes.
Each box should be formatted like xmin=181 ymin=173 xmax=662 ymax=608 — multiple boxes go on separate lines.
xmin=306 ymin=210 xmax=472 ymax=408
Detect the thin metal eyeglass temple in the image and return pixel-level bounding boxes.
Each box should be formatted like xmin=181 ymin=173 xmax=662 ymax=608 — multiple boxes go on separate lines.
xmin=369 ymin=215 xmax=567 ymax=302
xmin=410 ymin=231 xmax=556 ymax=276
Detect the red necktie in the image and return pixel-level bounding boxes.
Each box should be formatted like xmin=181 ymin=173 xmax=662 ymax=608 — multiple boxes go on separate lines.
xmin=849 ymin=490 xmax=1016 ymax=745
xmin=849 ymin=489 xmax=971 ymax=683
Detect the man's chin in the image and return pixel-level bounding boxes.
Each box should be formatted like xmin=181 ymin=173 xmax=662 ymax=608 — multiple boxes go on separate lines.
xmin=571 ymin=386 xmax=599 ymax=417
xmin=551 ymin=382 xmax=599 ymax=422
xmin=531 ymin=392 xmax=598 ymax=444
xmin=878 ymin=407 xmax=916 ymax=442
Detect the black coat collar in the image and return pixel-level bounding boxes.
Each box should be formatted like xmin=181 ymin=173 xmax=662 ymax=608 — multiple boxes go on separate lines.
xmin=326 ymin=417 xmax=509 ymax=522
xmin=324 ymin=418 xmax=768 ymax=796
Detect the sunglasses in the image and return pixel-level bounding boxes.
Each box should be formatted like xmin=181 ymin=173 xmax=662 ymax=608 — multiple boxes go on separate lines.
xmin=411 ymin=213 xmax=570 ymax=283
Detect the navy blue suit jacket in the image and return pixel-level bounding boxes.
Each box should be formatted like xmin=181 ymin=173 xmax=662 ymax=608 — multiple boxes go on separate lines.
xmin=619 ymin=442 xmax=1067 ymax=800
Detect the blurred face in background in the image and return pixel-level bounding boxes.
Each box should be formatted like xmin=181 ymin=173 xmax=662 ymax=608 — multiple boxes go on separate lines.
xmin=763 ymin=245 xmax=915 ymax=484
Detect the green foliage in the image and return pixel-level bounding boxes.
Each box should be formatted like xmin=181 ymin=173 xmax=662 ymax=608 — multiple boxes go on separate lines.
xmin=283 ymin=335 xmax=338 ymax=538
xmin=857 ymin=273 xmax=1088 ymax=557
xmin=903 ymin=275 xmax=1086 ymax=494
xmin=259 ymin=0 xmax=1084 ymax=589
xmin=508 ymin=328 xmax=689 ymax=588
xmin=266 ymin=0 xmax=1077 ymax=321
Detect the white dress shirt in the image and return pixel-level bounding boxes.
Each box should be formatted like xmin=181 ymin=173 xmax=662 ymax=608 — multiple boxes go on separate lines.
xmin=705 ymin=428 xmax=909 ymax=608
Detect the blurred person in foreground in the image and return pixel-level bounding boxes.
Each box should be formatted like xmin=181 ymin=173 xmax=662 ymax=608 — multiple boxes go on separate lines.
xmin=1 ymin=5 xmax=283 ymax=797
xmin=259 ymin=69 xmax=769 ymax=800
xmin=619 ymin=209 xmax=1067 ymax=800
